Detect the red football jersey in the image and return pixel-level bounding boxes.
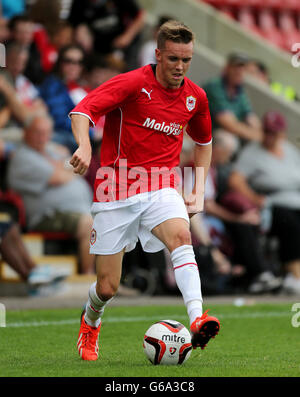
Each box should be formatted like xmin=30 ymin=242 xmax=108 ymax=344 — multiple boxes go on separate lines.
xmin=70 ymin=64 xmax=212 ymax=202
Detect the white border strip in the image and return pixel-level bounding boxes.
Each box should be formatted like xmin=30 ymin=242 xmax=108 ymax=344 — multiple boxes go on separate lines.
xmin=69 ymin=111 xmax=95 ymax=127
xmin=195 ymin=138 xmax=212 ymax=146
xmin=5 ymin=311 xmax=290 ymax=328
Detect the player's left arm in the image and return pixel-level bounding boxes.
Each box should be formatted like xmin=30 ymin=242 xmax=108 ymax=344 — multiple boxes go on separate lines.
xmin=184 ymin=90 xmax=212 ymax=216
xmin=184 ymin=142 xmax=212 ymax=216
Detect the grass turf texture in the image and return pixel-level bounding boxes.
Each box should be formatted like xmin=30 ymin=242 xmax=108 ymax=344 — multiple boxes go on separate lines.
xmin=0 ymin=303 xmax=299 ymax=377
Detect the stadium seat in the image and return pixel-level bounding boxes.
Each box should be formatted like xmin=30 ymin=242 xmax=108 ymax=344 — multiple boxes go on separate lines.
xmin=258 ymin=9 xmax=286 ymax=49
xmin=237 ymin=7 xmax=264 ymax=37
xmin=262 ymin=0 xmax=283 ymax=10
xmin=0 ymin=190 xmax=26 ymax=228
xmin=278 ymin=10 xmax=300 ymax=51
xmin=219 ymin=6 xmax=235 ymax=19
xmin=285 ymin=0 xmax=300 ymax=12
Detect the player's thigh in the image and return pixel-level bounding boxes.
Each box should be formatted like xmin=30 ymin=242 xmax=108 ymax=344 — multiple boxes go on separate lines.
xmin=151 ymin=218 xmax=191 ymax=252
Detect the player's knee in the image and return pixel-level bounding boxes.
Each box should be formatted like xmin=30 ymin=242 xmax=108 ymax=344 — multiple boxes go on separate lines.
xmin=168 ymin=229 xmax=192 ymax=252
xmin=96 ymin=279 xmax=118 ymax=302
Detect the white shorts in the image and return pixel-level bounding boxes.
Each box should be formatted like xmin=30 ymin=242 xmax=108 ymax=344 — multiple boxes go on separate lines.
xmin=89 ymin=188 xmax=189 ymax=255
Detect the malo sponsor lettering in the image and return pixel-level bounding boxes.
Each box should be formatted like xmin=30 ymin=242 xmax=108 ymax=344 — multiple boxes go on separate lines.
xmin=143 ymin=118 xmax=183 ymax=136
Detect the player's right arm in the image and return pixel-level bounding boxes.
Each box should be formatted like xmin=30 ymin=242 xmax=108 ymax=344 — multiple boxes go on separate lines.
xmin=69 ymin=114 xmax=92 ymax=175
xmin=68 ymin=69 xmax=142 ymax=174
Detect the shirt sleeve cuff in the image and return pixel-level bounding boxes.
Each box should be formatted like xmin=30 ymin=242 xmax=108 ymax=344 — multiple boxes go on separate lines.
xmin=195 ymin=138 xmax=213 ymax=146
xmin=68 ymin=111 xmax=95 ymax=128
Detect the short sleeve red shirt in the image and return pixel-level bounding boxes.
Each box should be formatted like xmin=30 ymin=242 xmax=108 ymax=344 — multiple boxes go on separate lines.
xmin=70 ymin=65 xmax=212 ymax=202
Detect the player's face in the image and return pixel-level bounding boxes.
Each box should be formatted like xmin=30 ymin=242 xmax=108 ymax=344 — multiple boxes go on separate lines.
xmin=155 ymin=40 xmax=193 ymax=89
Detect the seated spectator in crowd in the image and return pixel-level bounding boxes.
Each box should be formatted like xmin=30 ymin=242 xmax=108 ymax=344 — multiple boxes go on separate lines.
xmin=27 ymin=0 xmax=64 ymax=74
xmin=139 ymin=15 xmax=172 ymax=67
xmin=68 ymin=0 xmax=146 ymax=70
xmin=0 ymin=214 xmax=69 ymax=290
xmin=203 ymin=130 xmax=281 ymax=293
xmin=39 ymin=44 xmax=90 ymax=153
xmin=245 ymin=59 xmax=298 ymax=102
xmin=0 ymin=74 xmax=34 ymax=146
xmin=180 ymin=135 xmax=237 ymax=294
xmin=8 ymin=15 xmax=45 ymax=85
xmin=203 ymin=52 xmax=263 ymax=144
xmin=82 ymin=54 xmax=126 ymax=189
xmin=0 ymin=42 xmax=47 ymax=118
xmin=245 ymin=59 xmax=270 ymax=85
xmin=229 ymin=111 xmax=300 ymax=294
xmin=73 ymin=23 xmax=94 ymax=57
xmin=0 ymin=16 xmax=9 ymax=43
xmin=7 ymin=115 xmax=95 ymax=274
xmin=32 ymin=20 xmax=74 ymax=75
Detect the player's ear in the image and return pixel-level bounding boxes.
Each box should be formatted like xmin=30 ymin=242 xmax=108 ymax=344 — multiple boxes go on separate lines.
xmin=155 ymin=48 xmax=161 ymax=63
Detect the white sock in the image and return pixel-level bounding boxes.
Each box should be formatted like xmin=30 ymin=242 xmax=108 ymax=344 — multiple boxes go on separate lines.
xmin=170 ymin=245 xmax=203 ymax=325
xmin=84 ymin=282 xmax=113 ymax=327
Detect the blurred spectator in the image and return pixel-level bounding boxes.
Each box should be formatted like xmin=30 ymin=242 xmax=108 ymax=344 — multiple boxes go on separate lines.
xmin=68 ymin=0 xmax=146 ymax=70
xmin=245 ymin=59 xmax=298 ymax=102
xmin=84 ymin=53 xmax=126 ymax=90
xmin=8 ymin=14 xmax=45 ymax=85
xmin=203 ymin=129 xmax=281 ymax=293
xmin=0 ymin=214 xmax=69 ymax=289
xmin=229 ymin=111 xmax=300 ymax=294
xmin=27 ymin=0 xmax=73 ymax=74
xmin=0 ymin=0 xmax=25 ymax=19
xmin=33 ymin=20 xmax=74 ymax=75
xmin=139 ymin=15 xmax=172 ymax=67
xmin=245 ymin=59 xmax=270 ymax=85
xmin=39 ymin=44 xmax=89 ymax=153
xmin=180 ymin=134 xmax=234 ymax=294
xmin=0 ymin=42 xmax=47 ymax=118
xmin=203 ymin=52 xmax=263 ymax=144
xmin=83 ymin=54 xmax=126 ymax=189
xmin=7 ymin=115 xmax=95 ymax=274
xmin=0 ymin=43 xmax=47 ymax=151
xmin=74 ymin=23 xmax=94 ymax=56
xmin=0 ymin=16 xmax=9 ymax=42
xmin=0 ymin=73 xmax=30 ymax=131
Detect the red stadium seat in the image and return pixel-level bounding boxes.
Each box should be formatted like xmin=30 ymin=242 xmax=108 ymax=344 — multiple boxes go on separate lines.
xmin=219 ymin=6 xmax=235 ymax=19
xmin=0 ymin=190 xmax=26 ymax=227
xmin=258 ymin=9 xmax=286 ymax=49
xmin=262 ymin=0 xmax=283 ymax=10
xmin=285 ymin=0 xmax=300 ymax=12
xmin=237 ymin=7 xmax=264 ymax=37
xmin=279 ymin=11 xmax=300 ymax=51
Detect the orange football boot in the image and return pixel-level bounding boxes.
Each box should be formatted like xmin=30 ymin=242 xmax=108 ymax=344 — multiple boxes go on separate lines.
xmin=190 ymin=310 xmax=220 ymax=350
xmin=77 ymin=311 xmax=101 ymax=361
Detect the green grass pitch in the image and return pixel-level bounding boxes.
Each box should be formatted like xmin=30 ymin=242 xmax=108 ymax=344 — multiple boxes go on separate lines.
xmin=0 ymin=303 xmax=299 ymax=377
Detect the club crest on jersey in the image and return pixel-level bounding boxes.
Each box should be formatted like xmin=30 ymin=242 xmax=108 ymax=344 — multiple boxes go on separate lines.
xmin=186 ymin=95 xmax=196 ymax=112
xmin=90 ymin=228 xmax=96 ymax=245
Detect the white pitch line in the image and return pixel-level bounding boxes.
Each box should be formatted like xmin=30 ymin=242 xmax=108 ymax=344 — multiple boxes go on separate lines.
xmin=3 ymin=311 xmax=291 ymax=328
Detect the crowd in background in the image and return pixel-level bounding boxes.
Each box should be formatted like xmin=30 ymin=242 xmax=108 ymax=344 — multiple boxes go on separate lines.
xmin=1 ymin=0 xmax=300 ymax=297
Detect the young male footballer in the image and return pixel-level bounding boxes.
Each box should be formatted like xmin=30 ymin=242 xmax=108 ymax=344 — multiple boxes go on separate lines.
xmin=69 ymin=20 xmax=220 ymax=361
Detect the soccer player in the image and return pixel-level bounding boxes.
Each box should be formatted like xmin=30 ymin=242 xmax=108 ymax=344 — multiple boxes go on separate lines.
xmin=69 ymin=20 xmax=220 ymax=361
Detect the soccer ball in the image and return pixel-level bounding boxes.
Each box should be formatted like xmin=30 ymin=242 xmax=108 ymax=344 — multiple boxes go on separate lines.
xmin=143 ymin=319 xmax=192 ymax=365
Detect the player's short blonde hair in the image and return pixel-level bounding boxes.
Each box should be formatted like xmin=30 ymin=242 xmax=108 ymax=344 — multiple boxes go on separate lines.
xmin=157 ymin=20 xmax=195 ymax=49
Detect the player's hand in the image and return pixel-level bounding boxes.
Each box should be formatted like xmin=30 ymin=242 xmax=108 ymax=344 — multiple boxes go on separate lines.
xmin=184 ymin=192 xmax=204 ymax=218
xmin=69 ymin=145 xmax=91 ymax=175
